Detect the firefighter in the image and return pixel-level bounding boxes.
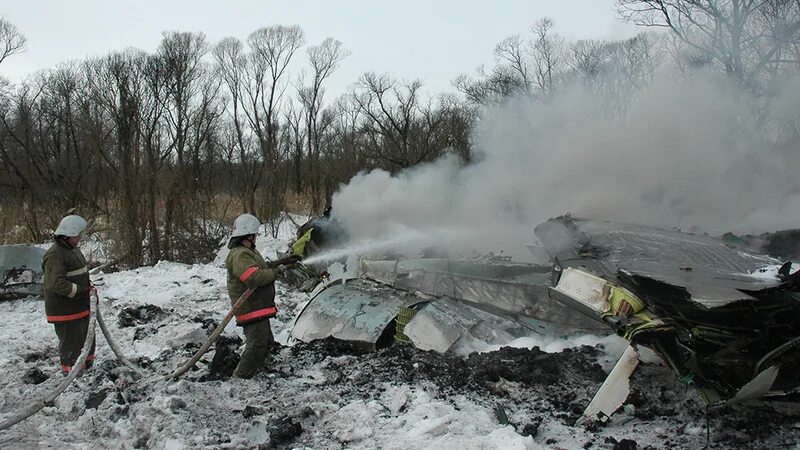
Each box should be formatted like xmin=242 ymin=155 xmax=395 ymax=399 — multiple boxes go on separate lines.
xmin=42 ymin=215 xmax=95 ymax=375
xmin=225 ymin=214 xmax=297 ymax=379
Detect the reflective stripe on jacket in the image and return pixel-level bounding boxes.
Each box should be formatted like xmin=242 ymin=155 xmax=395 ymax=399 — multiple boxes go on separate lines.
xmin=42 ymin=240 xmax=90 ymax=323
xmin=226 ymin=245 xmax=278 ymax=325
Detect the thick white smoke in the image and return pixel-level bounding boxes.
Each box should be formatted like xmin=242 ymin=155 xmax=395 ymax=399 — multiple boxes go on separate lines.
xmin=331 ymin=76 xmax=800 ymax=261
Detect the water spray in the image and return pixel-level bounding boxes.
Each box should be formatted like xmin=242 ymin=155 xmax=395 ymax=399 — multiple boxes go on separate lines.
xmin=301 ymin=226 xmax=471 ymax=266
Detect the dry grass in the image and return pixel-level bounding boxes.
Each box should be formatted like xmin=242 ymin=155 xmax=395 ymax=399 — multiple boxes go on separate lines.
xmin=0 ymin=190 xmax=318 ymax=245
xmin=0 ymin=202 xmax=61 ymax=244
xmin=283 ymin=190 xmax=315 ymax=216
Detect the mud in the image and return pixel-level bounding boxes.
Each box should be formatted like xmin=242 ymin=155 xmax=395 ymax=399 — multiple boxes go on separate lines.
xmin=23 ymin=348 xmax=55 ymax=363
xmin=290 ymin=339 xmax=604 ymax=396
xmin=284 ymin=339 xmax=614 ymax=427
xmin=608 ymin=437 xmax=638 ymax=450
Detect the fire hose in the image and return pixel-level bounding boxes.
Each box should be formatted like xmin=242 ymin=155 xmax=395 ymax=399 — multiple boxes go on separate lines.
xmin=166 ymin=287 xmax=254 ymax=380
xmin=0 ymin=287 xmax=150 ymax=431
xmin=0 ymin=292 xmax=99 ymax=431
xmin=0 ymin=284 xmax=258 ymax=429
xmin=94 ymin=290 xmax=145 ymax=378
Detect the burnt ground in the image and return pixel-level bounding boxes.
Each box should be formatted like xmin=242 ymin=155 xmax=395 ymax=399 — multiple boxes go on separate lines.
xmin=5 ymin=334 xmax=799 ymax=449
xmin=5 ymin=304 xmax=798 ymax=449
xmin=152 ymin=337 xmax=800 ymax=449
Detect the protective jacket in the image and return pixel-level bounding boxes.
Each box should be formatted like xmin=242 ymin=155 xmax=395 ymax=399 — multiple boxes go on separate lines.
xmin=226 ymin=246 xmax=278 ymax=325
xmin=42 ymin=240 xmax=90 ymax=323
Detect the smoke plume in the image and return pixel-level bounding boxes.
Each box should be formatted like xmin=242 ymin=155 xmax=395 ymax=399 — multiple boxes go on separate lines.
xmin=332 ymin=76 xmax=800 ymax=261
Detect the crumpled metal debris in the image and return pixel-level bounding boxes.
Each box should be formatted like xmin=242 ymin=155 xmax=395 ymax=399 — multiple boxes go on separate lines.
xmin=290 ymin=215 xmax=800 ymax=412
xmin=1 ymin=245 xmax=46 ymax=299
xmin=538 ymin=216 xmax=800 ymax=405
xmin=292 ymin=256 xmax=606 ymax=352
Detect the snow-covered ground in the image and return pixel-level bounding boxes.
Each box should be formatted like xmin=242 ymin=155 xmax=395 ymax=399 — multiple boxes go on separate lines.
xmin=747 ymin=263 xmax=800 ymax=280
xmin=1 ymin=221 xmax=799 ymax=449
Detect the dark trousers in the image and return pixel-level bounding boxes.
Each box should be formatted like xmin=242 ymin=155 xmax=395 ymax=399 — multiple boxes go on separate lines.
xmin=234 ymin=319 xmax=274 ymax=379
xmin=53 ymin=316 xmax=95 ymax=372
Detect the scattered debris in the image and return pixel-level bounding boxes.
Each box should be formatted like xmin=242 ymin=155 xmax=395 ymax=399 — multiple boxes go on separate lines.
xmin=201 ymin=334 xmax=242 ymax=380
xmin=539 ymin=217 xmax=800 ymax=406
xmin=0 ymin=245 xmax=46 ymax=299
xmin=292 ymin=215 xmax=800 ymax=424
xmin=118 ymin=305 xmax=167 ymax=328
xmin=267 ymin=415 xmax=303 ymax=447
xmin=21 ymin=368 xmax=48 ymax=385
xmin=85 ymin=388 xmax=110 ymax=409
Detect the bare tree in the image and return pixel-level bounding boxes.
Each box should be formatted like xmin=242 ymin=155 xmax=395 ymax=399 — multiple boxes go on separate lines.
xmin=212 ymin=36 xmax=262 ymax=213
xmin=617 ymin=0 xmax=800 ymax=86
xmin=454 ymin=66 xmax=528 ymax=105
xmin=298 ymin=37 xmax=348 ymax=210
xmin=530 ymin=18 xmax=564 ymax=96
xmin=0 ymin=18 xmax=26 ymax=65
xmin=495 ymin=35 xmax=531 ymax=92
xmin=353 ymin=73 xmax=453 ymax=171
xmin=285 ymin=102 xmax=306 ymax=193
xmin=570 ymin=39 xmax=607 ymax=84
xmin=455 ymin=18 xmax=565 ymax=103
xmin=239 ymin=26 xmax=304 ymax=220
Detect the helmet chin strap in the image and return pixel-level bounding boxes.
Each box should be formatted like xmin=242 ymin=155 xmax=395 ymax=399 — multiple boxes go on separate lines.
xmin=243 ymin=235 xmax=255 ymax=247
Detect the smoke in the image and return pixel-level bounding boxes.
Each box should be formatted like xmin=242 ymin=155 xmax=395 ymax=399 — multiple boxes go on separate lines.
xmin=331 ymin=75 xmax=800 ymax=261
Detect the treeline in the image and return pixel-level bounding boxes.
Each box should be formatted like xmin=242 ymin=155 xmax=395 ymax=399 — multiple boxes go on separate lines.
xmin=0 ymin=0 xmax=798 ymax=267
xmin=0 ymin=26 xmax=472 ymax=265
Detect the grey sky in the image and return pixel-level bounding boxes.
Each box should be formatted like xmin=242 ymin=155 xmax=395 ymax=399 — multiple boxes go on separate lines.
xmin=1 ymin=0 xmax=636 ymax=97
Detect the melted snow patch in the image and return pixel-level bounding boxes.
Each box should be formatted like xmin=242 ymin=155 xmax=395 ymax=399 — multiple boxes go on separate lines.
xmin=747 ymin=263 xmax=799 ymax=280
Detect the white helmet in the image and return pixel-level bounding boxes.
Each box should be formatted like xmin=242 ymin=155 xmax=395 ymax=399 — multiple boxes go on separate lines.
xmin=55 ymin=215 xmax=88 ymax=237
xmin=231 ymin=213 xmax=260 ymax=238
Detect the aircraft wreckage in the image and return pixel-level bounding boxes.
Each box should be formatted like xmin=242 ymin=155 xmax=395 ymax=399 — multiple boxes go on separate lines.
xmin=291 ymin=216 xmax=800 ymax=421
xmin=0 ymin=245 xmax=46 ymax=299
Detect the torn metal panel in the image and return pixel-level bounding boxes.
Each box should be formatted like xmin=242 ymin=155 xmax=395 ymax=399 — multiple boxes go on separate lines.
xmin=361 ymin=258 xmax=605 ymax=332
xmin=550 ymin=267 xmax=609 ymax=319
xmin=291 ymin=279 xmax=422 ymax=349
xmin=728 ymin=366 xmax=780 ymax=405
xmin=1 ymin=245 xmax=46 ymax=299
xmin=579 ymin=345 xmax=639 ymax=425
xmin=358 ymin=260 xmax=400 ymax=285
xmin=402 ymin=299 xmax=481 ymax=353
xmin=402 ymin=298 xmax=524 ymax=353
xmin=537 ymin=217 xmax=800 ymax=404
xmin=535 ymin=218 xmax=781 ymax=308
xmin=361 ymin=258 xmax=544 ymax=285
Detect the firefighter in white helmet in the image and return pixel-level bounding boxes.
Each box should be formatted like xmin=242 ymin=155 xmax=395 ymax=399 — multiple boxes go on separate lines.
xmin=225 ymin=214 xmax=298 ymax=378
xmin=42 ymin=215 xmax=95 ymax=375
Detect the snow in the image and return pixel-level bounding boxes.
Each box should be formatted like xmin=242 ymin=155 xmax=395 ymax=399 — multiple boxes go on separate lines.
xmin=317 ymin=388 xmax=536 ymax=449
xmin=100 ymin=261 xmax=226 ymax=306
xmin=1 ymin=216 xmax=798 ymax=449
xmin=455 ymin=333 xmax=619 ymax=355
xmin=747 ymin=263 xmax=799 ymax=280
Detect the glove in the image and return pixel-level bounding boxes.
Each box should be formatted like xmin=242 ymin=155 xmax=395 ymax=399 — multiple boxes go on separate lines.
xmin=278 ymin=255 xmax=301 ymax=266
xmin=275 ymin=265 xmax=288 ymax=274
xmin=268 ymin=256 xmax=300 ymax=269
xmin=86 ymin=282 xmax=96 ymax=297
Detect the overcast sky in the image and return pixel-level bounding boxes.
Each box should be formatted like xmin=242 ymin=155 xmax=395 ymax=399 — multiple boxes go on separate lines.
xmin=1 ymin=0 xmax=637 ymax=97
